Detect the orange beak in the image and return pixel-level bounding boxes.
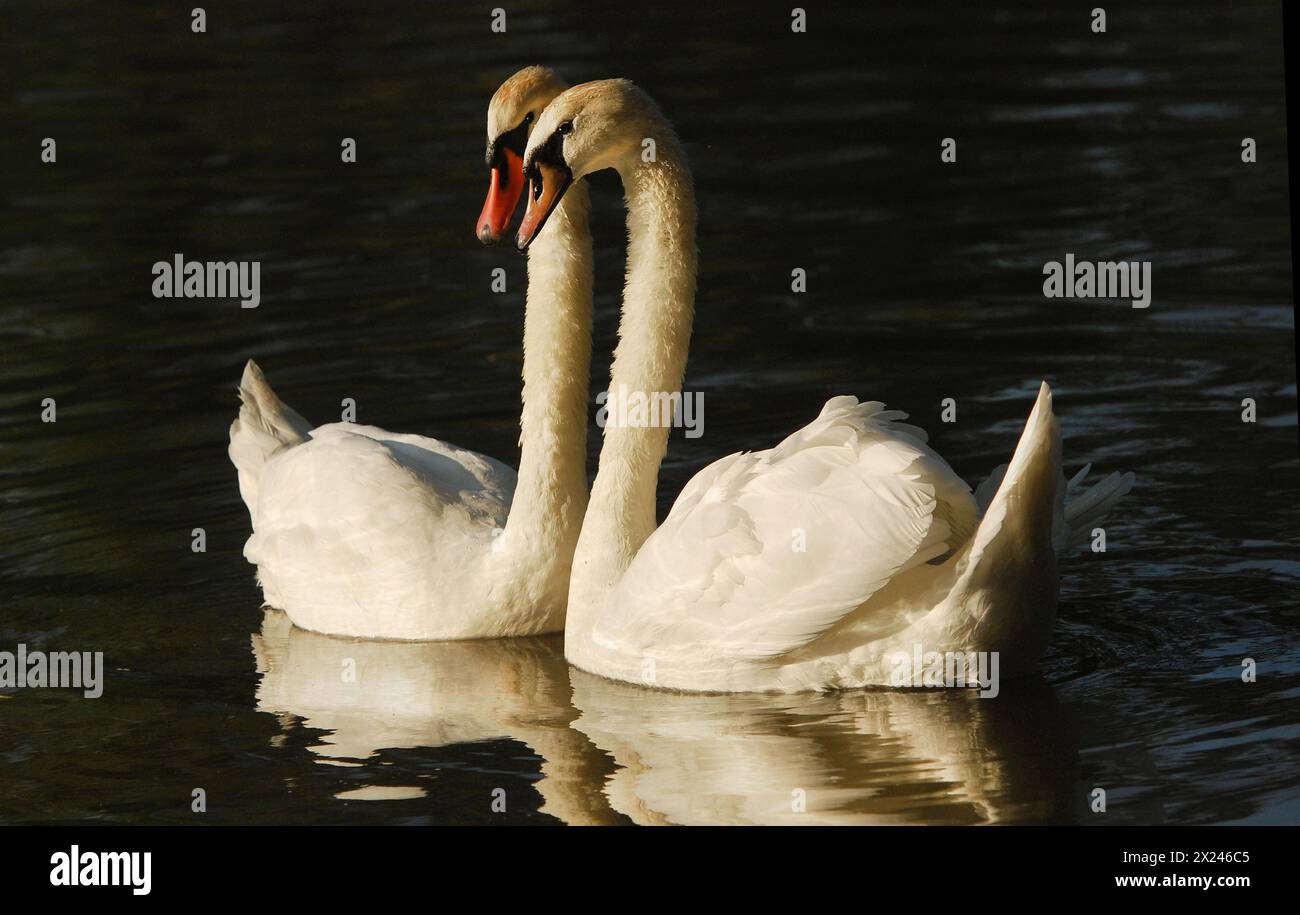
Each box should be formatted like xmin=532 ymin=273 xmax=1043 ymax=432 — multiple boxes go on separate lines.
xmin=516 ymin=161 xmax=572 ymax=252
xmin=476 ymin=147 xmax=525 ymax=246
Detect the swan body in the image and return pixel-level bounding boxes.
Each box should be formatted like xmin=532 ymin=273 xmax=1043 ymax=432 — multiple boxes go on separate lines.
xmin=234 ymin=402 xmax=537 ymax=639
xmin=575 ymin=383 xmax=1128 ymax=691
xmin=518 ymin=80 xmax=1132 ymax=691
xmin=229 ymin=67 xmax=594 ymax=640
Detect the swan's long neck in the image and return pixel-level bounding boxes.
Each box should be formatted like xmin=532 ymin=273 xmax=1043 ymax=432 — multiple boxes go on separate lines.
xmin=567 ymin=131 xmax=697 ymax=651
xmin=503 ymin=184 xmax=594 ymax=593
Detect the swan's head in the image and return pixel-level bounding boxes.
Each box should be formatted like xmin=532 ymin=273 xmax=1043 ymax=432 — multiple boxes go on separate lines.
xmin=517 ymin=79 xmax=666 ymax=252
xmin=478 ymin=66 xmax=570 ymax=247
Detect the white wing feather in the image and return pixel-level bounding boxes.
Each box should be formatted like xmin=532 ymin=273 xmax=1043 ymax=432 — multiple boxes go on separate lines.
xmin=247 ymin=423 xmax=515 ymax=618
xmin=595 ymin=397 xmax=979 ymax=663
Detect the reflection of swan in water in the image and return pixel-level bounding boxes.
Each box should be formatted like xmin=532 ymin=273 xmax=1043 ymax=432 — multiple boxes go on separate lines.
xmin=251 ymin=609 xmax=1079 ymax=825
xmin=569 ymin=670 xmax=1078 ymax=825
xmin=251 ymin=610 xmax=623 ymax=824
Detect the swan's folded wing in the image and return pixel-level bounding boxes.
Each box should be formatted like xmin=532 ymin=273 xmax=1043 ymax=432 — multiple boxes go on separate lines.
xmin=595 ymin=398 xmax=979 ymax=663
xmin=249 ymin=423 xmax=514 ymax=575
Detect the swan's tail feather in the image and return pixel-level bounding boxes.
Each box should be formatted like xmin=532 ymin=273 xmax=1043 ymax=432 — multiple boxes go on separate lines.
xmin=228 ymin=359 xmax=312 ymax=516
xmin=980 ymin=456 xmax=1135 ymax=555
xmin=1056 ymin=465 xmax=1135 ymax=550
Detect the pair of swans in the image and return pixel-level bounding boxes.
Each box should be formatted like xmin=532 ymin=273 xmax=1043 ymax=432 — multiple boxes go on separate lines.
xmin=229 ymin=67 xmax=1132 ymax=692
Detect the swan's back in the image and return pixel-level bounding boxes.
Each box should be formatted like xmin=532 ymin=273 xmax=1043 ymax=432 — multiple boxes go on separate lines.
xmin=593 ymin=397 xmax=979 ymax=678
xmin=248 ymin=423 xmax=517 ymax=639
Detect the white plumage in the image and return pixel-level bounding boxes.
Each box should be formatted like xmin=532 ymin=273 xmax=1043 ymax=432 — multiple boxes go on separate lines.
xmin=579 ymin=381 xmax=1131 ymax=691
xmin=234 ymin=378 xmax=522 ymax=638
xmin=600 ymin=397 xmax=976 ymax=664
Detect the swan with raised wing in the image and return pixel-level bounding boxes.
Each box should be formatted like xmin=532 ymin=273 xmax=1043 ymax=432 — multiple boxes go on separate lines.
xmin=228 ymin=67 xmax=592 ymax=639
xmin=516 ymin=79 xmax=1133 ymax=691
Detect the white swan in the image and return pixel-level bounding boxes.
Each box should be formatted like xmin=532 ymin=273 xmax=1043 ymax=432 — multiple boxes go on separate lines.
xmin=517 ymin=79 xmax=1134 ymax=691
xmin=229 ymin=67 xmax=593 ymax=639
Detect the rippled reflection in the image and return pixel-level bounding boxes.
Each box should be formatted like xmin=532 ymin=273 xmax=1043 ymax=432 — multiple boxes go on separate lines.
xmin=570 ymin=671 xmax=1079 ymax=825
xmin=253 ymin=611 xmax=1080 ymax=825
xmin=252 ymin=611 xmax=623 ymax=824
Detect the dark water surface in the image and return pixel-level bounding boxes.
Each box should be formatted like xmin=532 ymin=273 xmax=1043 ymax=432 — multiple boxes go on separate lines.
xmin=2 ymin=1 xmax=1296 ymax=824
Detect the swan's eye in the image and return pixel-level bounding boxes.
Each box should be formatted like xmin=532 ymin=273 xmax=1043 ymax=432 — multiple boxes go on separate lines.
xmin=523 ymin=111 xmax=534 ymax=125
xmin=558 ymin=120 xmax=574 ymax=136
